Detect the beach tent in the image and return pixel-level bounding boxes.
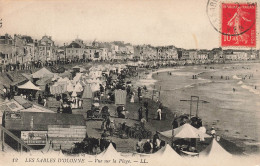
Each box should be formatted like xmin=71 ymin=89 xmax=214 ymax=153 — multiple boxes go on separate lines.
xmin=57 ymin=77 xmax=70 ymax=83
xmin=73 ymin=73 xmax=83 ymax=82
xmin=97 ymin=143 xmax=122 ymax=159
xmin=58 ymin=70 xmax=71 ymax=78
xmin=21 ymin=73 xmax=33 ymax=81
xmin=71 ymin=90 xmax=77 ymax=97
xmin=91 ymin=83 xmax=100 ymax=92
xmin=72 ymin=65 xmax=81 ymax=69
xmin=18 ymin=81 xmax=41 ymax=91
xmin=89 ymin=71 xmax=102 ymax=78
xmin=152 ymin=144 xmax=181 ymax=160
xmin=67 ymin=83 xmax=74 ymax=92
xmin=40 ymin=140 xmax=65 ymax=157
xmin=74 ymin=82 xmax=83 ymax=92
xmin=51 ymin=74 xmax=60 ymax=81
xmin=50 ymin=84 xmax=67 ymax=94
xmin=32 ymin=67 xmax=53 ymax=79
xmin=199 ymin=139 xmax=232 ymax=158
xmin=160 ymin=123 xmax=211 ymax=139
xmin=115 ymin=90 xmax=127 ymax=105
xmin=36 ymin=77 xmax=52 ymax=86
xmin=82 ymin=84 xmax=92 ymax=99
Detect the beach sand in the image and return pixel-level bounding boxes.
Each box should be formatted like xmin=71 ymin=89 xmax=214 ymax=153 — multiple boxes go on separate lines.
xmin=150 ymin=63 xmax=260 ymax=154
xmin=71 ymin=64 xmax=250 ymax=155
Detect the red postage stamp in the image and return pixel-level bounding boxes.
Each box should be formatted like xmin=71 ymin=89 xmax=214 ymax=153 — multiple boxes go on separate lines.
xmin=221 ymin=3 xmax=256 ymax=47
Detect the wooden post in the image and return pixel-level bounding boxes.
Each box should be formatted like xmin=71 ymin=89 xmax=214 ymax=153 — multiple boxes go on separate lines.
xmin=159 ymin=86 xmax=161 ymax=101
xmin=190 ymin=96 xmax=192 ymax=119
xmin=1 ymin=131 xmax=4 ymax=151
xmin=196 ymin=97 xmax=199 ymax=117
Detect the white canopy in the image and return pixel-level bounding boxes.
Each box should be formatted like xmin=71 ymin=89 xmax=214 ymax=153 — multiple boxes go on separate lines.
xmin=71 ymin=90 xmax=77 ymax=97
xmin=97 ymin=143 xmax=122 ymax=159
xmin=73 ymin=73 xmax=83 ymax=82
xmin=160 ymin=123 xmax=211 ymax=139
xmin=67 ymin=83 xmax=74 ymax=92
xmin=72 ymin=65 xmax=81 ymax=69
xmin=74 ymin=82 xmax=83 ymax=92
xmin=57 ymin=77 xmax=70 ymax=83
xmin=32 ymin=67 xmax=53 ymax=79
xmin=91 ymin=83 xmax=100 ymax=92
xmin=18 ymin=81 xmax=41 ymax=91
xmin=199 ymin=139 xmax=232 ymax=158
xmin=152 ymin=144 xmax=181 ymax=159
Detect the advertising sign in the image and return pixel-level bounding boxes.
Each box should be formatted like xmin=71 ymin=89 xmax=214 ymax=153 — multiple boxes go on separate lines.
xmin=21 ymin=131 xmax=47 ymax=145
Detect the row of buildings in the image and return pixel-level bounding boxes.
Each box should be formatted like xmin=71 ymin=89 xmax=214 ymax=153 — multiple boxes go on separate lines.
xmin=134 ymin=45 xmax=259 ymax=61
xmin=0 ymin=33 xmax=259 ymax=66
xmin=0 ymin=34 xmax=135 ymax=65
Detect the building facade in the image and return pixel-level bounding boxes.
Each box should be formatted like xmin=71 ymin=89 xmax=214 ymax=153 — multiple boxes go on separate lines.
xmin=0 ymin=34 xmax=13 ymax=65
xmin=38 ymin=36 xmax=56 ymax=62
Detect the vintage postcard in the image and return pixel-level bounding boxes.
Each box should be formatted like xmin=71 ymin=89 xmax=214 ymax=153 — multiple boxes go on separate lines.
xmin=0 ymin=0 xmax=260 ymax=166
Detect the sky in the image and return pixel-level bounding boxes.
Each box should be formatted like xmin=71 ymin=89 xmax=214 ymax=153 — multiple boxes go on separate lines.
xmin=0 ymin=0 xmax=259 ymax=49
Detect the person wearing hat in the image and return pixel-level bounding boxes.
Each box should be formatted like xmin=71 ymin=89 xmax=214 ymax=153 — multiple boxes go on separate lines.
xmin=136 ymin=138 xmax=143 ymax=153
xmin=105 ymin=117 xmax=111 ymax=130
xmin=143 ymin=139 xmax=151 ymax=153
xmin=110 ymin=120 xmax=115 ymax=136
xmin=210 ymin=127 xmax=216 ymax=138
xmin=138 ymin=106 xmax=143 ymax=121
xmin=153 ymin=132 xmax=160 ymax=144
xmin=140 ymin=117 xmax=146 ymax=128
xmin=101 ymin=129 xmax=109 ymax=138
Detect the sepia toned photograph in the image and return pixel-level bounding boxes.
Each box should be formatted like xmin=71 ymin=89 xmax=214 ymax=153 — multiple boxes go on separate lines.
xmin=0 ymin=0 xmax=259 ymax=165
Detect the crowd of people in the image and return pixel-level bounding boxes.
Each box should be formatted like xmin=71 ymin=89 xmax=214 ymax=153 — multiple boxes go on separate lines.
xmin=136 ymin=132 xmax=165 ymax=153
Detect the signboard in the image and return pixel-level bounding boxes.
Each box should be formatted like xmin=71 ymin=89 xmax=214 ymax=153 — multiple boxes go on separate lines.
xmin=5 ymin=111 xmax=21 ymax=120
xmin=21 ymin=131 xmax=47 ymax=145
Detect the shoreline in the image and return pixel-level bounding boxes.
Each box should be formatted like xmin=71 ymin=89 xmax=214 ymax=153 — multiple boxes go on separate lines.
xmin=134 ymin=64 xmax=259 ymax=155
xmin=125 ymin=67 xmax=246 ymax=155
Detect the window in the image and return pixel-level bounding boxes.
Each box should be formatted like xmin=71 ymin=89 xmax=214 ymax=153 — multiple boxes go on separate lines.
xmin=68 ymin=50 xmax=70 ymax=53
xmin=76 ymin=50 xmax=78 ymax=53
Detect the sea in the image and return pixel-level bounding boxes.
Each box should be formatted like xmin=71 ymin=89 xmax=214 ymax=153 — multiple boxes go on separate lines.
xmin=137 ymin=62 xmax=260 ymax=153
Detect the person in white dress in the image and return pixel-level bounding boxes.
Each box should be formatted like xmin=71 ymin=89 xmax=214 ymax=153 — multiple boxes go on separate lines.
xmin=157 ymin=108 xmax=162 ymax=120
xmin=130 ymin=92 xmax=135 ymax=103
